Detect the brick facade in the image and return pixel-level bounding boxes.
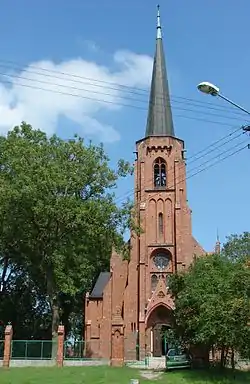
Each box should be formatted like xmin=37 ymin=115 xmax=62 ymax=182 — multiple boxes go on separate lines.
xmin=85 ymin=136 xmax=206 ymax=361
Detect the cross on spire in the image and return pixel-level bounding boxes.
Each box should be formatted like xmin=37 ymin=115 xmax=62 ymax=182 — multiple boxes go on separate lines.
xmin=157 ymin=5 xmax=162 ymax=39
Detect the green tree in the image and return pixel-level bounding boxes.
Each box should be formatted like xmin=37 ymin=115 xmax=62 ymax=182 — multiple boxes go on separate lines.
xmin=169 ymin=251 xmax=250 ymax=368
xmin=0 ymin=122 xmax=133 ymax=350
xmin=223 ymin=232 xmax=250 ymax=263
xmin=0 ymin=262 xmax=51 ymax=340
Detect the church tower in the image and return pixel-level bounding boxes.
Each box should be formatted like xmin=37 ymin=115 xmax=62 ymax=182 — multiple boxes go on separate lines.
xmin=84 ymin=6 xmax=205 ymax=364
xmin=125 ymin=6 xmax=205 ymax=358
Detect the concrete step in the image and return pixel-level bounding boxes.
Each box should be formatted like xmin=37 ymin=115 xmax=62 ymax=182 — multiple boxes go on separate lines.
xmin=148 ymin=357 xmax=166 ymax=370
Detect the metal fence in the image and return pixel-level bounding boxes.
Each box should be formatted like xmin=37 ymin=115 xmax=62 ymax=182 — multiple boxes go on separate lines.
xmin=11 ymin=340 xmax=54 ymax=360
xmin=0 ymin=340 xmax=4 ymax=360
xmin=64 ymin=340 xmax=86 ymax=360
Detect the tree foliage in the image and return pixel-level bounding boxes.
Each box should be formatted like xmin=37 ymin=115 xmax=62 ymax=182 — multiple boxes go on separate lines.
xmin=0 ymin=122 xmax=133 ymax=342
xmin=0 ymin=261 xmax=51 ymax=339
xmin=169 ymin=233 xmax=250 ymax=367
xmin=223 ymin=232 xmax=250 ymax=263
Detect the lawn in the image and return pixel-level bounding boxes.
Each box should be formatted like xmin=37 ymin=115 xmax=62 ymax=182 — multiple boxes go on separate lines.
xmin=0 ymin=366 xmax=250 ymax=383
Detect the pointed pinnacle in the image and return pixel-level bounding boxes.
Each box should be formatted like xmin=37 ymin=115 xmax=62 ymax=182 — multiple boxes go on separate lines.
xmin=157 ymin=5 xmax=162 ymax=39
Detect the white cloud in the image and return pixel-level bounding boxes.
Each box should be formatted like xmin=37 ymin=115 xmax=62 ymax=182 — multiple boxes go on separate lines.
xmin=0 ymin=50 xmax=153 ymax=142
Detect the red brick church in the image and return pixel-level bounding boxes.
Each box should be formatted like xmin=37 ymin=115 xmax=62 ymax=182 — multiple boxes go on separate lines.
xmin=85 ymin=7 xmax=211 ymax=364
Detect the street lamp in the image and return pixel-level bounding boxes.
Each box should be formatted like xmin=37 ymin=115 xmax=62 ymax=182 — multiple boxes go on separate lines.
xmin=197 ymin=81 xmax=250 ymax=117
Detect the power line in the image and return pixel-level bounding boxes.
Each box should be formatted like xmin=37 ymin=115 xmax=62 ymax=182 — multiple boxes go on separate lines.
xmin=116 ymin=129 xmax=245 ymax=202
xmin=0 ymin=61 xmax=247 ymax=201
xmin=0 ymin=63 xmax=248 ymax=122
xmin=185 ymin=126 xmax=242 ymax=162
xmin=0 ymin=68 xmax=244 ymax=204
xmin=187 ymin=130 xmax=243 ymax=166
xmin=184 ymin=144 xmax=248 ymax=185
xmin=1 ymin=70 xmax=249 ymax=123
xmin=0 ymin=58 xmax=247 ymax=117
xmin=116 ymin=143 xmax=248 ymax=205
xmin=0 ymin=61 xmax=247 ymax=210
xmin=0 ymin=77 xmax=245 ymax=129
xmin=115 ymin=133 xmax=247 ymax=204
xmin=186 ymin=137 xmax=246 ymax=174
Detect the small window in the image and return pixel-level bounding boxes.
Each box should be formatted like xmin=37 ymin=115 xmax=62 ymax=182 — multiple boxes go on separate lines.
xmin=151 ymin=274 xmax=158 ymax=291
xmin=154 ymin=158 xmax=166 ymax=187
xmin=158 ymin=212 xmax=163 ymax=234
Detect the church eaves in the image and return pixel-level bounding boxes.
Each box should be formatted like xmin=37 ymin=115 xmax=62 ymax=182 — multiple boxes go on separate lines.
xmin=145 ymin=5 xmax=175 ymax=137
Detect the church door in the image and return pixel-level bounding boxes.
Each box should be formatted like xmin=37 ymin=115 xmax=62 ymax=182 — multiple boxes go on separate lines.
xmin=153 ymin=324 xmax=162 ymax=357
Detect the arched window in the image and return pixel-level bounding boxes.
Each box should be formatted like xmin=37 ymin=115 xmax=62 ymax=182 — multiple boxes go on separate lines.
xmin=158 ymin=212 xmax=164 ymax=235
xmin=151 ymin=274 xmax=158 ymax=292
xmin=154 ymin=158 xmax=166 ymax=188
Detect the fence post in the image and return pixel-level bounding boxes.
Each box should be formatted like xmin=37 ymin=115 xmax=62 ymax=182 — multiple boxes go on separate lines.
xmin=3 ymin=324 xmax=13 ymax=368
xmin=57 ymin=325 xmax=65 ymax=367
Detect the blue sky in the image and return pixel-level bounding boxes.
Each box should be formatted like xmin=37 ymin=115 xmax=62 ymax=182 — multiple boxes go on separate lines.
xmin=0 ymin=0 xmax=249 ymax=251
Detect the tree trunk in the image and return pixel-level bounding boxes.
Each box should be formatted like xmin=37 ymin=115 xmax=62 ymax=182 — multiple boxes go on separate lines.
xmin=211 ymin=345 xmax=215 ymax=362
xmin=51 ymin=297 xmax=60 ymax=359
xmin=0 ymin=257 xmax=9 ymax=292
xmin=231 ymin=348 xmax=235 ymax=371
xmin=225 ymin=347 xmax=229 ymax=367
xmin=220 ymin=346 xmax=225 ymax=369
xmin=47 ymin=268 xmax=60 ymax=359
xmin=60 ymin=298 xmax=72 ymax=338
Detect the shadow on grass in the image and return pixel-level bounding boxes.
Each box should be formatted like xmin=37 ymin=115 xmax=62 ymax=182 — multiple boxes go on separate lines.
xmin=176 ymin=367 xmax=250 ymax=383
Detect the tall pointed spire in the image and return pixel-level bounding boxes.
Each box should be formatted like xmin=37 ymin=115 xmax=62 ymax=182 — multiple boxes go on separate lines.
xmin=215 ymin=229 xmax=221 ymax=254
xmin=145 ymin=5 xmax=175 ymax=137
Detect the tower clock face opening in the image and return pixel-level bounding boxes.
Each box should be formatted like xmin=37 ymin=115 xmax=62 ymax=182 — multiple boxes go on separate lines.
xmin=153 ymin=253 xmax=170 ymax=270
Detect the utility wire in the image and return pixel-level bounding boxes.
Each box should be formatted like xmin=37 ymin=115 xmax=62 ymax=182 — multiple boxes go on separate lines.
xmin=184 ymin=144 xmax=248 ymax=187
xmin=116 ymin=142 xmax=248 ymax=205
xmin=184 ymin=126 xmax=242 ymax=162
xmin=187 ymin=131 xmax=243 ymax=166
xmin=0 ymin=62 xmax=248 ymax=192
xmin=0 ymin=68 xmax=248 ymax=123
xmin=115 ymin=133 xmax=247 ymax=204
xmin=0 ymin=58 xmax=246 ymax=116
xmin=186 ymin=137 xmax=247 ymax=174
xmin=0 ymin=77 xmax=245 ymax=129
xmin=0 ymin=67 xmax=246 ymax=199
xmin=115 ymin=127 xmax=245 ymax=202
xmin=0 ymin=61 xmax=248 ymax=205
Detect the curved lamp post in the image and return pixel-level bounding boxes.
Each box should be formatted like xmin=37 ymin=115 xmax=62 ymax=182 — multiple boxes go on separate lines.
xmin=197 ymin=81 xmax=250 ymax=117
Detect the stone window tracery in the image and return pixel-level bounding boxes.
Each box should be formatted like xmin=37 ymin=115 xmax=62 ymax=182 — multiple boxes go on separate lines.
xmin=153 ymin=252 xmax=170 ymax=271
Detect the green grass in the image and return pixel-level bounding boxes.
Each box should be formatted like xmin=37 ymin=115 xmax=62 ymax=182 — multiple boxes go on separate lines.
xmin=0 ymin=366 xmax=250 ymax=383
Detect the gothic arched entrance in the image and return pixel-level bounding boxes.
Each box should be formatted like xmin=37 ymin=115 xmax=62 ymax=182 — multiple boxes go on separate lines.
xmin=152 ymin=323 xmax=170 ymax=356
xmin=146 ymin=304 xmax=173 ymax=357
